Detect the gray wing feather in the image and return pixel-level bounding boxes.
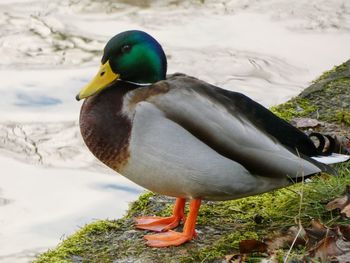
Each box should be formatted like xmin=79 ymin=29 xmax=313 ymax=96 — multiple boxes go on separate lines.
xmin=147 ymin=75 xmax=322 ymax=179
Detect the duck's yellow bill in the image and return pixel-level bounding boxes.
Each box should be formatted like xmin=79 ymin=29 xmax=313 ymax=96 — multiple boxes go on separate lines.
xmin=76 ymin=60 xmax=119 ymax=101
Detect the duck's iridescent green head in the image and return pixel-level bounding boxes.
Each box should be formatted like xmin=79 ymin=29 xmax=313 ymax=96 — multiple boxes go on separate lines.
xmin=76 ymin=30 xmax=167 ymax=100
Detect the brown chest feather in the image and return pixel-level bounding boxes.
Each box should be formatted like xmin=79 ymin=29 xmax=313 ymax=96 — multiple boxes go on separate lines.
xmin=79 ymin=83 xmax=135 ymax=171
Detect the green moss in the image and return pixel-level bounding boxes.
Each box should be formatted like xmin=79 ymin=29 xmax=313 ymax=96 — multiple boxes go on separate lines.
xmin=270 ymin=97 xmax=317 ymax=121
xmin=313 ymin=63 xmax=348 ymax=83
xmin=272 ymin=73 xmax=350 ymax=124
xmin=335 ymin=110 xmax=350 ymax=125
xmin=195 ymin=231 xmax=260 ymax=262
xmin=299 ymin=77 xmax=350 ymax=124
xmin=35 ymin=220 xmax=122 ymax=263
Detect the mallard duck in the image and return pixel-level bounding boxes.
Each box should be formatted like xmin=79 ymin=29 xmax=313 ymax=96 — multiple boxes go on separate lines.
xmin=76 ymin=30 xmax=349 ymax=247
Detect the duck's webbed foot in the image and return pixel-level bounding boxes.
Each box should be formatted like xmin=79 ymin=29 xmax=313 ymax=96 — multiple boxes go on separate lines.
xmin=144 ymin=230 xmax=194 ymax=247
xmin=135 ymin=198 xmax=185 ymax=232
xmin=135 ymin=215 xmax=182 ymax=232
xmin=144 ymin=199 xmax=201 ymax=247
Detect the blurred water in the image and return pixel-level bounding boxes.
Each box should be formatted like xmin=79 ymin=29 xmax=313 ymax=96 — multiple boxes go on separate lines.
xmin=0 ymin=0 xmax=350 ymax=262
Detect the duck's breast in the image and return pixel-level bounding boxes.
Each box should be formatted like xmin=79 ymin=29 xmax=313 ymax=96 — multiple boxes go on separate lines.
xmin=79 ymin=85 xmax=134 ymax=172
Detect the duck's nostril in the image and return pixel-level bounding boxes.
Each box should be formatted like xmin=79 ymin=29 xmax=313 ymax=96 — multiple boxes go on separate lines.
xmin=100 ymin=71 xmax=105 ymax=77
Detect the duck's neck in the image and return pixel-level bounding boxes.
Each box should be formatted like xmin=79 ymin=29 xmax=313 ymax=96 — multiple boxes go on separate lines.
xmin=79 ymin=82 xmax=138 ymax=171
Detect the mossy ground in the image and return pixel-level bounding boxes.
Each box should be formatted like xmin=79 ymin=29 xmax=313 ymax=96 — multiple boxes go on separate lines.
xmin=271 ymin=60 xmax=350 ymax=127
xmin=35 ymin=167 xmax=350 ymax=263
xmin=270 ymin=97 xmax=317 ymax=122
xmin=35 ymin=61 xmax=350 ymax=263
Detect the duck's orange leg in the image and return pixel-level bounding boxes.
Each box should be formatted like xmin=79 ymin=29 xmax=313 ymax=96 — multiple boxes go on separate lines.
xmin=135 ymin=198 xmax=186 ymax=232
xmin=144 ymin=199 xmax=201 ymax=247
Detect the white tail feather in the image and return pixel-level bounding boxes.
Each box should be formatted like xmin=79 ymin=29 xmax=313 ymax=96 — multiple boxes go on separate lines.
xmin=312 ymin=153 xmax=350 ymax=165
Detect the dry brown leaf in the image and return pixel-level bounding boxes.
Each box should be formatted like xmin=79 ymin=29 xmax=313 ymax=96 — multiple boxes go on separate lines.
xmin=239 ymin=239 xmax=268 ymax=254
xmin=305 ymin=220 xmax=334 ymax=249
xmin=326 ymin=185 xmax=350 ymax=219
xmin=341 ymin=204 xmax=350 ymax=218
xmin=304 ymin=220 xmax=350 ymax=262
xmin=265 ymin=226 xmax=306 ymax=250
xmin=291 ymin=118 xmax=323 ymax=128
xmin=326 ymin=196 xmax=349 ymax=211
xmin=309 ymin=236 xmax=342 ymax=257
xmin=338 ymin=225 xmax=350 ymax=241
xmin=234 ymin=221 xmax=350 ymax=262
xmin=311 ymin=219 xmax=328 ymax=230
xmin=309 ymin=236 xmax=350 ymax=262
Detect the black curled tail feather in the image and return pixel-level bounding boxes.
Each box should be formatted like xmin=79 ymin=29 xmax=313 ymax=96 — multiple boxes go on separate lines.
xmin=309 ymin=132 xmax=336 ymax=156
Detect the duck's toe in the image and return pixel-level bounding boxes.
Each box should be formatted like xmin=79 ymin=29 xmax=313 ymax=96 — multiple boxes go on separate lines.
xmin=135 ymin=215 xmax=182 ymax=232
xmin=144 ymin=230 xmax=193 ymax=247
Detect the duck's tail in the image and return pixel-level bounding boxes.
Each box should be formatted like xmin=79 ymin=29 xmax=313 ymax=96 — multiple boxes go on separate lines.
xmin=312 ymin=153 xmax=350 ymax=165
xmin=309 ymin=132 xmax=350 ymax=165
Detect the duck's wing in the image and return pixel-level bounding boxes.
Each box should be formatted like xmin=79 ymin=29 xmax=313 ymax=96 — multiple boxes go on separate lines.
xmin=143 ymin=74 xmax=332 ymax=178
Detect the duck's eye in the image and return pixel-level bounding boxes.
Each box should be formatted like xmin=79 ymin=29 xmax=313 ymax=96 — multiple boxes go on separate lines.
xmin=121 ymin=44 xmax=131 ymax=54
